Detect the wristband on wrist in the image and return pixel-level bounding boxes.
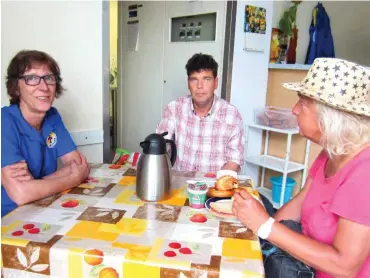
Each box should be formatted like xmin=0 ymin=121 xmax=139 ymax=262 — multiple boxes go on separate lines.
xmin=257 ymin=217 xmax=275 ymax=239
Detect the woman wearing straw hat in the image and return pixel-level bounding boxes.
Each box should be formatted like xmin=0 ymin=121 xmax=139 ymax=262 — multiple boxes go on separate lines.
xmin=233 ymin=58 xmax=370 ymax=277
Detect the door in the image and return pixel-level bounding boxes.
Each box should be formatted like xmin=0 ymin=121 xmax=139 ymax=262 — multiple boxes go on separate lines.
xmin=117 ymin=1 xmax=165 ymax=152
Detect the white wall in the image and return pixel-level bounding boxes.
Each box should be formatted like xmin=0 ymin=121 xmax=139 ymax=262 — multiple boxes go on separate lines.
xmin=272 ymin=1 xmax=370 ymax=65
xmin=1 ymin=1 xmax=104 ymax=162
xmin=230 ymin=1 xmax=274 ymax=183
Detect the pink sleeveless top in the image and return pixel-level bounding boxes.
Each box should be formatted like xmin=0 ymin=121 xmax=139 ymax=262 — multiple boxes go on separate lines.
xmin=301 ymin=148 xmax=370 ymax=278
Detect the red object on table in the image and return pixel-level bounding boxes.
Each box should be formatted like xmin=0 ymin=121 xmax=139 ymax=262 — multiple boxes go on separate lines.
xmin=204 ymin=172 xmax=216 ymax=178
xmin=117 ymin=154 xmax=129 ymax=165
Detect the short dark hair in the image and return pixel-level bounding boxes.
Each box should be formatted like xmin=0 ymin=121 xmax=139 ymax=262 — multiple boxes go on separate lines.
xmin=5 ymin=50 xmax=64 ymax=105
xmin=185 ymin=53 xmax=218 ymax=78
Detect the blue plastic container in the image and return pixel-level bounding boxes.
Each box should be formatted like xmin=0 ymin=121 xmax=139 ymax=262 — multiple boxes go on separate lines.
xmin=270 ymin=176 xmax=296 ymax=204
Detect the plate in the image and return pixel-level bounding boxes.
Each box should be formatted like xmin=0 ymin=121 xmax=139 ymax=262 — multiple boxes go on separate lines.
xmin=205 ymin=197 xmax=241 ymax=223
xmin=205 ymin=197 xmax=230 ymax=210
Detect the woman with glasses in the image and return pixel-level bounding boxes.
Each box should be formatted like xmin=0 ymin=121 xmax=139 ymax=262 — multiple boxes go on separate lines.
xmin=1 ymin=50 xmax=90 ymax=217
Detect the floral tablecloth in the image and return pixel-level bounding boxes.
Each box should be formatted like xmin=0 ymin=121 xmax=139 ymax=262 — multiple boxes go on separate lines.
xmin=1 ymin=163 xmax=264 ymax=278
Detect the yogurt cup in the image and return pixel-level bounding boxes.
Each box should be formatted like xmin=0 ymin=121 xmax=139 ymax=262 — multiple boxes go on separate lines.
xmin=187 ymin=182 xmax=208 ymax=209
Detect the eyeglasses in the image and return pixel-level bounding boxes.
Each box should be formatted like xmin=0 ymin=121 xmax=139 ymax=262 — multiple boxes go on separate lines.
xmin=18 ymin=74 xmax=58 ymax=86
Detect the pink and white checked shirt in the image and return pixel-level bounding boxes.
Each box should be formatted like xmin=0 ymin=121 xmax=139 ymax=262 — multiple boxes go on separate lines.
xmin=156 ymin=95 xmax=244 ymax=172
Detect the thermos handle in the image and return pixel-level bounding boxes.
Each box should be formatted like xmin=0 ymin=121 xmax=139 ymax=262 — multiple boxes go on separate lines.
xmin=165 ymin=139 xmax=177 ymax=167
xmin=139 ymin=141 xmax=149 ymax=149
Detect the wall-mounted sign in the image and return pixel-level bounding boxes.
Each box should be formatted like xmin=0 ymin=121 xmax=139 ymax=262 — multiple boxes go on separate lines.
xmin=128 ymin=4 xmax=142 ymax=20
xmin=170 ymin=12 xmax=216 ymax=43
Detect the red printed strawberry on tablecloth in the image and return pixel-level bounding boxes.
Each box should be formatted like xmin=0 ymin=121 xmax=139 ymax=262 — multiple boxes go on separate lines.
xmin=186 ymin=210 xmax=211 ymax=224
xmin=164 ymin=250 xmax=177 ymax=257
xmin=163 ymin=242 xmax=200 ymax=257
xmin=11 ymin=223 xmax=51 ymax=237
xmin=179 ymin=247 xmax=193 ymax=254
xmin=11 ymin=230 xmax=24 ymax=236
xmin=61 ymin=198 xmax=85 ymax=208
xmin=189 ymin=213 xmax=208 ymax=223
xmin=168 ymin=242 xmax=181 ymax=249
xmin=23 ymin=223 xmax=35 ymax=230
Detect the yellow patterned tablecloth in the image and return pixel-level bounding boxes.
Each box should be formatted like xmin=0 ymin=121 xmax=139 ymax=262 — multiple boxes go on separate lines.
xmin=1 ymin=163 xmax=264 ymax=278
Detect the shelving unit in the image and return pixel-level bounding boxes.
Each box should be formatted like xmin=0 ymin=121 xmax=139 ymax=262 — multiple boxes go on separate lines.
xmin=268 ymin=63 xmax=311 ymax=71
xmin=245 ymin=124 xmax=311 ymax=208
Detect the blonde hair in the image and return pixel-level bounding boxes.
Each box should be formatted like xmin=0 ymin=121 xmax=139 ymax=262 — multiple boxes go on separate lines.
xmin=316 ymin=101 xmax=370 ymax=157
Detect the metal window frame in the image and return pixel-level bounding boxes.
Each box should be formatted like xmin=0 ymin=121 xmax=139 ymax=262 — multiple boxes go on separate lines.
xmin=102 ymin=1 xmax=111 ymax=163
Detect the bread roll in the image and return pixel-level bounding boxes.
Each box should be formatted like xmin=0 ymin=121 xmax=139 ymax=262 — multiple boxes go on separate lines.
xmin=209 ymin=200 xmax=235 ymax=219
xmin=215 ymin=175 xmax=239 ymax=191
xmin=207 ymin=187 xmax=234 ymax=198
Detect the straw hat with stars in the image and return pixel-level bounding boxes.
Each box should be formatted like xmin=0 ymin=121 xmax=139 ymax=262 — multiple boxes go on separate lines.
xmin=282 ymin=58 xmax=370 ymax=117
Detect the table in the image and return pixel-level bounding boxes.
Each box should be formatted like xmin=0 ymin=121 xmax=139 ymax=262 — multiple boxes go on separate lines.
xmin=1 ymin=163 xmax=265 ymax=278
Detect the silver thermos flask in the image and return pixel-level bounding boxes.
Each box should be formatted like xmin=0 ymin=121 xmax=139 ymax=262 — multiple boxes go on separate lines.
xmin=136 ymin=132 xmax=177 ymax=202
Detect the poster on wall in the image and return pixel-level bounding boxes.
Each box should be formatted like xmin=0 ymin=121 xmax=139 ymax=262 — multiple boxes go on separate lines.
xmin=244 ymin=5 xmax=266 ymax=34
xmin=243 ymin=5 xmax=266 ymax=53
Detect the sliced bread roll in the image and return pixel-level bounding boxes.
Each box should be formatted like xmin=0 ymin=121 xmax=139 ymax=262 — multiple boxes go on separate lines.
xmin=215 ymin=175 xmax=239 ymax=191
xmin=209 ymin=200 xmax=235 ymax=218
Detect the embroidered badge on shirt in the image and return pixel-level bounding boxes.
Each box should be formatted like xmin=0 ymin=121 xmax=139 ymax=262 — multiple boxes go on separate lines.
xmin=47 ymin=132 xmax=57 ymax=148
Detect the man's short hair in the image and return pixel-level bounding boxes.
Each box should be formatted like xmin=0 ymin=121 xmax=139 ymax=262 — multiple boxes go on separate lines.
xmin=185 ymin=53 xmax=218 ymax=78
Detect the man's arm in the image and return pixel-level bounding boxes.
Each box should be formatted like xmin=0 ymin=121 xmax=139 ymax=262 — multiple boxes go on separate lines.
xmin=156 ymin=102 xmax=176 ymax=139
xmin=224 ymin=113 xmax=244 ymax=173
xmin=221 ymin=161 xmax=241 ymax=172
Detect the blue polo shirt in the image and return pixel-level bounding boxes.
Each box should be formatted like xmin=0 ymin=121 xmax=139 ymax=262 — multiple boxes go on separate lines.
xmin=1 ymin=104 xmax=77 ymax=217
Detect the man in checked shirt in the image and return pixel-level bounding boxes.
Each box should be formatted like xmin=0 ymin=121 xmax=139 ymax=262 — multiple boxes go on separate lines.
xmin=156 ymin=53 xmax=244 ymax=173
